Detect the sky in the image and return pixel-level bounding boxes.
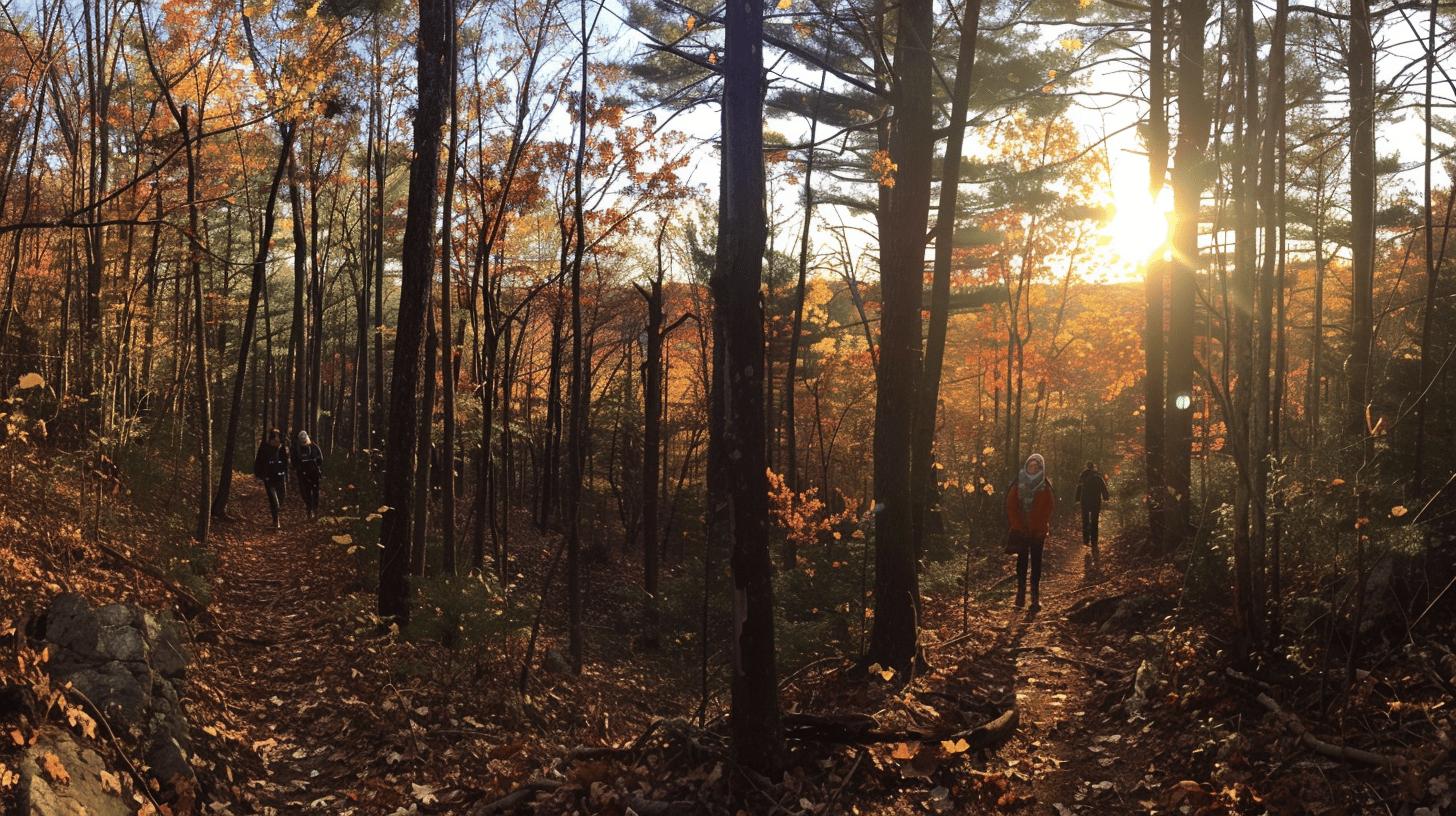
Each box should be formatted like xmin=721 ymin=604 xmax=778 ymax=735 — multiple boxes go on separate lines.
xmin=627 ymin=0 xmax=1451 ymax=287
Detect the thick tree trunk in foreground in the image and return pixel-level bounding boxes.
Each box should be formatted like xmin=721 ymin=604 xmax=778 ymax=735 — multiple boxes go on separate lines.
xmin=378 ymin=0 xmax=449 ymax=623
xmin=710 ymin=0 xmax=783 ymax=773
xmin=215 ymin=125 xmax=294 ymax=518
xmin=1164 ymin=0 xmax=1208 ymax=547
xmin=1143 ymin=0 xmax=1168 ymax=545
xmin=869 ymin=0 xmax=934 ymax=672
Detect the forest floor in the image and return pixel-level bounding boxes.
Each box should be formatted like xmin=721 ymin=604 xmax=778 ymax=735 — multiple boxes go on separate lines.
xmin=4 ymin=444 xmax=1452 ymax=815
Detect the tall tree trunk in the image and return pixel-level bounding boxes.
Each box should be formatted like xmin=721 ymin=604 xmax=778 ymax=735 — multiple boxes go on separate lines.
xmin=438 ymin=0 xmax=460 ymax=575
xmin=1256 ymin=0 xmax=1288 ymax=639
xmin=1230 ymin=0 xmax=1262 ymax=656
xmin=377 ymin=0 xmax=449 ymax=623
xmin=639 ymin=239 xmax=666 ymax=649
xmin=1412 ymin=0 xmax=1440 ymax=494
xmin=411 ymin=305 xmax=437 ymax=575
xmin=372 ymin=18 xmax=387 ymax=459
xmin=564 ymin=0 xmax=591 ymax=673
xmin=1347 ymin=0 xmax=1375 ymax=443
xmin=1143 ymin=0 xmax=1168 ymax=545
xmin=1308 ymin=162 xmax=1326 ymax=457
xmin=215 ymin=125 xmax=294 ymax=517
xmin=867 ymin=0 xmax=934 ymax=673
xmin=1164 ymin=0 xmax=1209 ymax=547
xmin=710 ymin=0 xmax=784 ymax=773
xmin=287 ymin=151 xmax=308 ymax=441
xmin=912 ymin=0 xmax=982 ymax=557
xmin=181 ymin=105 xmax=212 ymax=544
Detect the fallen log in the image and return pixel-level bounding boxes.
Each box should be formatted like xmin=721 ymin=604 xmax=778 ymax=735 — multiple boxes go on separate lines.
xmin=1253 ymin=691 xmax=1403 ymax=768
xmin=784 ymin=706 xmax=1018 ymax=748
xmin=470 ymin=779 xmax=563 ymax=814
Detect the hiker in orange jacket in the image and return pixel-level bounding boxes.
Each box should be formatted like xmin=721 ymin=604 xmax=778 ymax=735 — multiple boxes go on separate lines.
xmin=1006 ymin=453 xmax=1055 ymax=612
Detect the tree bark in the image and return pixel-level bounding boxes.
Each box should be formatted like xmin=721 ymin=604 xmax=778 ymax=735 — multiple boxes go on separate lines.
xmin=639 ymin=237 xmax=666 ymax=649
xmin=378 ymin=0 xmax=449 ymax=623
xmin=1346 ymin=0 xmax=1375 ymax=443
xmin=710 ymin=0 xmax=784 ymax=773
xmin=868 ymin=0 xmax=934 ymax=673
xmin=1163 ymin=0 xmax=1209 ymax=547
xmin=438 ymin=0 xmax=460 ymax=574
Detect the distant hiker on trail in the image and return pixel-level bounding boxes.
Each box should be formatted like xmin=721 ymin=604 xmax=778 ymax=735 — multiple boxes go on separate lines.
xmin=1075 ymin=461 xmax=1111 ymax=563
xmin=294 ymin=430 xmax=324 ymax=521
xmin=1005 ymin=453 xmax=1054 ymax=613
xmin=253 ymin=429 xmax=289 ymax=530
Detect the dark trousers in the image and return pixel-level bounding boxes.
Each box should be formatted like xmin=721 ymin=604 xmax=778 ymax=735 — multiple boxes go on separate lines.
xmin=1081 ymin=505 xmax=1102 ymax=552
xmin=1016 ymin=536 xmax=1045 ymax=603
xmin=299 ymin=474 xmax=320 ymax=512
xmin=264 ymin=479 xmax=286 ymax=521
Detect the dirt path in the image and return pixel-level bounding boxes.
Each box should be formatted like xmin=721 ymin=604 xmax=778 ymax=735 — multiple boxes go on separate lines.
xmin=191 ymin=476 xmax=386 ymax=814
xmin=989 ymin=527 xmax=1157 ymax=814
xmin=183 ymin=478 xmax=1159 ymax=814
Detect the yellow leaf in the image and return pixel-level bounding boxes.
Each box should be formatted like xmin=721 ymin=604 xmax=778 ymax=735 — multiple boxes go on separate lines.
xmin=684 ymin=14 xmax=696 ymax=31
xmin=331 ymin=534 xmax=353 ymax=545
xmin=890 ymin=742 xmax=917 ymax=760
xmin=879 ymin=668 xmax=895 ymax=681
xmin=776 ymin=0 xmax=792 ymax=8
xmin=1390 ymin=505 xmax=1408 ymax=517
xmin=100 ymin=770 xmax=121 ymax=794
xmin=40 ymin=752 xmax=69 ymax=785
xmin=16 ymin=372 xmax=44 ymax=390
xmin=941 ymin=738 xmax=970 ymax=754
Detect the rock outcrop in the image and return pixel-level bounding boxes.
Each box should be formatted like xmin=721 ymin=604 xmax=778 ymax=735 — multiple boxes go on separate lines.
xmin=39 ymin=593 xmax=197 ymax=802
xmin=16 ymin=727 xmax=131 ymax=816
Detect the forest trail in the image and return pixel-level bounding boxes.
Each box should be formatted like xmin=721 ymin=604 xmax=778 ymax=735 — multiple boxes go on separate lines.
xmin=991 ymin=527 xmax=1160 ymax=814
xmin=191 ymin=476 xmax=387 ymax=814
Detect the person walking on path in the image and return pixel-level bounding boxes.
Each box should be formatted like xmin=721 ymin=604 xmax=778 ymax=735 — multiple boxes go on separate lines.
xmin=1006 ymin=453 xmax=1055 ymax=613
xmin=1074 ymin=461 xmax=1110 ymax=564
xmin=294 ymin=431 xmax=324 ymax=520
xmin=253 ymin=429 xmax=289 ymax=530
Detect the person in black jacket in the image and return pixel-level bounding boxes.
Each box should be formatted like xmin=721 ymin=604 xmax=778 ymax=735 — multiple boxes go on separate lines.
xmin=1074 ymin=461 xmax=1111 ymax=562
xmin=294 ymin=430 xmax=324 ymax=520
xmin=253 ymin=429 xmax=289 ymax=530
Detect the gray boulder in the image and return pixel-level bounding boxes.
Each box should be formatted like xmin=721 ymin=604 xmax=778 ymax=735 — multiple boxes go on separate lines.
xmin=17 ymin=727 xmax=131 ymax=816
xmin=40 ymin=593 xmax=198 ymax=800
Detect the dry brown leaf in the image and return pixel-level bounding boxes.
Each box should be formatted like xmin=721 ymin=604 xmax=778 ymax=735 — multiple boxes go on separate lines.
xmin=41 ymin=751 xmax=70 ymax=785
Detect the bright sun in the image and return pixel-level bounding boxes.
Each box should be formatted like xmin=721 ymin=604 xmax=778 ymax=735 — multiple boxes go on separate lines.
xmin=1102 ymin=185 xmax=1174 ymax=275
